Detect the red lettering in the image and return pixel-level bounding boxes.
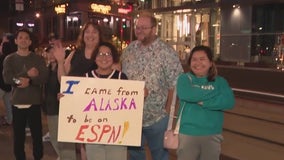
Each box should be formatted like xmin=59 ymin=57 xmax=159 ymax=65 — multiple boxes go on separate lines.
xmin=98 ymin=125 xmax=112 ymax=142
xmin=87 ymin=125 xmax=100 ymax=142
xmin=75 ymin=125 xmax=89 ymax=141
xmin=108 ymin=125 xmax=121 ymax=143
xmin=75 ymin=124 xmax=124 ymax=144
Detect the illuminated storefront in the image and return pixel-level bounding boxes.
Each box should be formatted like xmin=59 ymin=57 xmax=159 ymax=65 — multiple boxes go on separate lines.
xmin=152 ymin=8 xmax=220 ymax=64
xmin=58 ymin=1 xmax=134 ymax=51
xmin=8 ymin=0 xmax=133 ymax=51
xmin=136 ymin=0 xmax=220 ymax=64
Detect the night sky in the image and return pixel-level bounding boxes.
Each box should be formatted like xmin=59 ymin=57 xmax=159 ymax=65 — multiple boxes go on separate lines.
xmin=0 ymin=1 xmax=11 ymax=34
xmin=0 ymin=1 xmax=9 ymax=15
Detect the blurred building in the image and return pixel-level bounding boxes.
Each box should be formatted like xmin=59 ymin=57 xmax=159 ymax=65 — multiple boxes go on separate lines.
xmin=7 ymin=0 xmax=135 ymax=51
xmin=5 ymin=0 xmax=284 ymax=69
xmin=134 ymin=0 xmax=284 ymax=69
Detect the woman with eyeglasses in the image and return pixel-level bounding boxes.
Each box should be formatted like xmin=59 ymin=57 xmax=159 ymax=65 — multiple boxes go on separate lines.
xmin=84 ymin=41 xmax=128 ymax=160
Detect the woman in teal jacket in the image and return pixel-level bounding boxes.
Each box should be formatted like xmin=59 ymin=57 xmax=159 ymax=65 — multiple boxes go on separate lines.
xmin=176 ymin=45 xmax=235 ymax=160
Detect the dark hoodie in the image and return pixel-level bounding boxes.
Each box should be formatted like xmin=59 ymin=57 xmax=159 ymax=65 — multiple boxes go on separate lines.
xmin=0 ymin=41 xmax=17 ymax=92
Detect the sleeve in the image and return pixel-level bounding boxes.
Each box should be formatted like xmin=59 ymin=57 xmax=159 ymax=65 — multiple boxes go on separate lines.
xmin=177 ymin=74 xmax=219 ymax=103
xmin=201 ymin=77 xmax=235 ymax=111
xmin=2 ymin=55 xmax=17 ymax=85
xmin=161 ymin=46 xmax=184 ymax=88
xmin=29 ymin=55 xmax=49 ymax=85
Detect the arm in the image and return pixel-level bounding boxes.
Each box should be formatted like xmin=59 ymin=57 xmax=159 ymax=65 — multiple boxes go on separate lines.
xmin=199 ymin=77 xmax=235 ymax=111
xmin=53 ymin=40 xmax=73 ymax=81
xmin=177 ymin=74 xmax=219 ymax=103
xmin=56 ymin=51 xmax=73 ymax=81
xmin=3 ymin=55 xmax=17 ymax=85
xmin=27 ymin=55 xmax=48 ymax=85
xmin=165 ymin=88 xmax=174 ymax=114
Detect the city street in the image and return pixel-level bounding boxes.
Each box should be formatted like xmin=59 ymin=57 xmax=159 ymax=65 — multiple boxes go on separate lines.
xmin=0 ymin=105 xmax=236 ymax=160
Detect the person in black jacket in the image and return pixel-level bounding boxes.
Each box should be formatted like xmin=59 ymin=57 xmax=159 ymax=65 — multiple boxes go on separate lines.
xmin=0 ymin=34 xmax=17 ymax=125
xmin=43 ymin=45 xmax=77 ymax=160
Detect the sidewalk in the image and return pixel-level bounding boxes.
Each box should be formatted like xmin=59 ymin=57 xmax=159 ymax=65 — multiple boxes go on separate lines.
xmin=0 ymin=104 xmax=235 ymax=160
xmin=0 ymin=114 xmax=60 ymax=160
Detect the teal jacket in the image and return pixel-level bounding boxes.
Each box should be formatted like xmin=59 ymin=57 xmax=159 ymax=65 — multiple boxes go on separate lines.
xmin=176 ymin=72 xmax=235 ymax=136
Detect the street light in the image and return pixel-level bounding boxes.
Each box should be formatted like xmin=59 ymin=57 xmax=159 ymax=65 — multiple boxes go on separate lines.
xmin=35 ymin=12 xmax=40 ymax=18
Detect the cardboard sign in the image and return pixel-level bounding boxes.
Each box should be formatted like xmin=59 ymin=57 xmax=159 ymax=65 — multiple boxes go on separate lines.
xmin=58 ymin=76 xmax=145 ymax=146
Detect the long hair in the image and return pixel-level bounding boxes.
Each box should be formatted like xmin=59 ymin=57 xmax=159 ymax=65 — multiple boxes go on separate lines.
xmin=75 ymin=22 xmax=102 ymax=50
xmin=187 ymin=45 xmax=217 ymax=81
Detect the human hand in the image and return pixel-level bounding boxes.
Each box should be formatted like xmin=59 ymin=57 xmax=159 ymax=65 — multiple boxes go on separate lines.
xmin=57 ymin=93 xmax=65 ymax=100
xmin=27 ymin=67 xmax=39 ymax=78
xmin=17 ymin=77 xmax=30 ymax=88
xmin=52 ymin=40 xmax=66 ymax=64
xmin=144 ymin=88 xmax=149 ymax=98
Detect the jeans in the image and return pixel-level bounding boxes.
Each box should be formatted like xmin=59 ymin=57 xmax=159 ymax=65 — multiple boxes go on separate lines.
xmin=128 ymin=115 xmax=169 ymax=160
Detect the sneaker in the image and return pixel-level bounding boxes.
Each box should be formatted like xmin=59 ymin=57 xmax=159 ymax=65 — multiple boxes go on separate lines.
xmin=25 ymin=127 xmax=31 ymax=136
xmin=42 ymin=132 xmax=50 ymax=142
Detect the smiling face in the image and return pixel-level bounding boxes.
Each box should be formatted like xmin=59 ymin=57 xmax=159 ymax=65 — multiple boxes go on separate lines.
xmin=15 ymin=31 xmax=32 ymax=51
xmin=190 ymin=50 xmax=212 ymax=77
xmin=95 ymin=45 xmax=113 ymax=71
xmin=83 ymin=24 xmax=100 ymax=47
xmin=134 ymin=16 xmax=156 ymax=45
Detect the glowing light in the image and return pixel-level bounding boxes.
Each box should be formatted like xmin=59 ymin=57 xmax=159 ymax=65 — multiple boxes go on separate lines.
xmin=72 ymin=17 xmax=78 ymax=21
xmin=28 ymin=23 xmax=34 ymax=27
xmin=103 ymin=18 xmax=109 ymax=22
xmin=35 ymin=13 xmax=40 ymax=18
xmin=118 ymin=5 xmax=133 ymax=14
xmin=55 ymin=4 xmax=66 ymax=14
xmin=90 ymin=3 xmax=111 ymax=14
xmin=16 ymin=23 xmax=24 ymax=27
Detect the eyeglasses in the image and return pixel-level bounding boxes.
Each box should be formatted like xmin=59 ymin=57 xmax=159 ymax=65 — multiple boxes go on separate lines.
xmin=98 ymin=52 xmax=112 ymax=57
xmin=134 ymin=26 xmax=153 ymax=31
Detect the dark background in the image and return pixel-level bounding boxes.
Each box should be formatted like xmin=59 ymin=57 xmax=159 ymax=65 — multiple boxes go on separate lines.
xmin=0 ymin=1 xmax=12 ymax=34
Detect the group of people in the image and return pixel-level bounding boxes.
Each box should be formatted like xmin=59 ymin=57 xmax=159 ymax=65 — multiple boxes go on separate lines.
xmin=0 ymin=11 xmax=235 ymax=160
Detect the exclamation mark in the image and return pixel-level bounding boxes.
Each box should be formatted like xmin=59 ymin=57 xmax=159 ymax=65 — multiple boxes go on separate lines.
xmin=119 ymin=121 xmax=129 ymax=144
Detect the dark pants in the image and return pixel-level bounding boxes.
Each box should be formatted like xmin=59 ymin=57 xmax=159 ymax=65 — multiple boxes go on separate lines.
xmin=12 ymin=105 xmax=43 ymax=160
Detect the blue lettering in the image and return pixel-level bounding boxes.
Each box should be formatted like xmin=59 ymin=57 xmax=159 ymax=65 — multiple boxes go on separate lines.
xmin=62 ymin=80 xmax=80 ymax=94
